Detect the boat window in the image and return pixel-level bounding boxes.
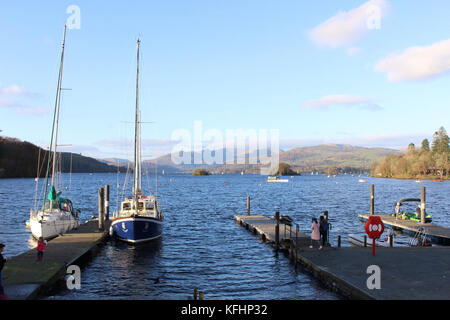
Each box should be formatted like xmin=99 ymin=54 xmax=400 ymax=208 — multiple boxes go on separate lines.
xmin=145 ymin=202 xmax=154 ymax=210
xmin=138 ymin=202 xmax=144 ymax=209
xmin=122 ymin=203 xmax=131 ymax=210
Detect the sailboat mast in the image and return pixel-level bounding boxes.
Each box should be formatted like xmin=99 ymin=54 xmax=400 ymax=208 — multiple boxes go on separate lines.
xmin=52 ymin=25 xmax=67 ymax=186
xmin=43 ymin=25 xmax=67 ymax=204
xmin=133 ymin=39 xmax=142 ymax=198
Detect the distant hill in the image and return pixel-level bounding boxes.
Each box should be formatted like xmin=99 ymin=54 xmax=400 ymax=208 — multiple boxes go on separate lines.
xmin=280 ymin=144 xmax=400 ymax=171
xmin=0 ymin=136 xmax=119 ymax=178
xmin=140 ymin=144 xmax=400 ymax=174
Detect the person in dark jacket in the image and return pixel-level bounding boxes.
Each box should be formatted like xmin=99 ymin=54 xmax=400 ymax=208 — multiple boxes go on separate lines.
xmin=319 ymin=216 xmax=329 ymax=249
xmin=0 ymin=243 xmax=10 ymax=298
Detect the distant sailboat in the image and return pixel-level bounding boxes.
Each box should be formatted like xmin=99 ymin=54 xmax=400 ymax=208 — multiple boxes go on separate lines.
xmin=29 ymin=25 xmax=80 ymax=240
xmin=110 ymin=39 xmax=163 ymax=244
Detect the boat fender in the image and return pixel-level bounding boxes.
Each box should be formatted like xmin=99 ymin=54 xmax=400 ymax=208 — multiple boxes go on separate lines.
xmin=109 ymin=226 xmax=115 ymax=237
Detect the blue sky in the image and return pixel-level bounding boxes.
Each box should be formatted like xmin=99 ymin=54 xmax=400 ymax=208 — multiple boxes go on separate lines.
xmin=1 ymin=0 xmax=449 ymax=159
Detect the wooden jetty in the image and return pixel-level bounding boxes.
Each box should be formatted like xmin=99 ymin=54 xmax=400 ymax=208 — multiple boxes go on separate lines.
xmin=358 ymin=214 xmax=450 ymax=245
xmin=235 ymin=197 xmax=450 ymax=300
xmin=2 ymin=187 xmax=111 ymax=300
xmin=359 ymin=185 xmax=450 ymax=245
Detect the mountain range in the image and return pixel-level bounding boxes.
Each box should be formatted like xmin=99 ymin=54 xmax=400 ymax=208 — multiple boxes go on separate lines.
xmin=100 ymin=144 xmax=400 ymax=174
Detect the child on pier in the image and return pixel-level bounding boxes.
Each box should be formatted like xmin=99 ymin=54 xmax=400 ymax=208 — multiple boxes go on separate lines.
xmin=36 ymin=237 xmax=47 ymax=262
xmin=310 ymin=218 xmax=321 ymax=249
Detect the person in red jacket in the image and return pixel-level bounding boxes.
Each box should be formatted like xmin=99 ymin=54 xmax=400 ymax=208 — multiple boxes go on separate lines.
xmin=36 ymin=237 xmax=47 ymax=262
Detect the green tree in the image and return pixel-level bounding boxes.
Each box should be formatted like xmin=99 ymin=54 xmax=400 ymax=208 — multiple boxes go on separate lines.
xmin=421 ymin=139 xmax=430 ymax=152
xmin=432 ymin=126 xmax=449 ymax=154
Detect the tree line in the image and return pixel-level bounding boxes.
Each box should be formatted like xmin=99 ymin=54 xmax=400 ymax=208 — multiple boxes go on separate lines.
xmin=0 ymin=136 xmax=119 ymax=178
xmin=371 ymin=127 xmax=450 ymax=179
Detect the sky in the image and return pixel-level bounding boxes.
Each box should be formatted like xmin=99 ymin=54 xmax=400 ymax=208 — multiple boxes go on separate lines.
xmin=1 ymin=0 xmax=449 ymax=160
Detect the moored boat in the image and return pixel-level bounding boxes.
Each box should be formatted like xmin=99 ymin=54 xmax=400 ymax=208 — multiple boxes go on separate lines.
xmin=29 ymin=25 xmax=80 ymax=240
xmin=267 ymin=176 xmax=289 ymax=183
xmin=391 ymin=198 xmax=432 ymax=223
xmin=110 ymin=39 xmax=163 ymax=243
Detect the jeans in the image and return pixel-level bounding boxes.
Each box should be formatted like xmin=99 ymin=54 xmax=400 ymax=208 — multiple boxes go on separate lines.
xmin=321 ymin=232 xmax=328 ymax=246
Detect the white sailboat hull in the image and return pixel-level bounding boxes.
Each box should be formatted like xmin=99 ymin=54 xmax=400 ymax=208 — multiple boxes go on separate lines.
xmin=30 ymin=209 xmax=80 ymax=240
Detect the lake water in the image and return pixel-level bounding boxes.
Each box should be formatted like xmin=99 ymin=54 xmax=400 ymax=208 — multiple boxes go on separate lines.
xmin=0 ymin=173 xmax=448 ymax=299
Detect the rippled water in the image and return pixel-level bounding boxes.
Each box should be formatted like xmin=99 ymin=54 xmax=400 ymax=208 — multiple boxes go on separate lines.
xmin=0 ymin=173 xmax=448 ymax=299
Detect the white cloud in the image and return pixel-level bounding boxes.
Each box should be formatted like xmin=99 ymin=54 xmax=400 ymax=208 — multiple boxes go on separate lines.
xmin=308 ymin=0 xmax=389 ymax=49
xmin=347 ymin=47 xmax=363 ymax=57
xmin=302 ymin=94 xmax=382 ymax=111
xmin=0 ymin=84 xmax=46 ymax=115
xmin=375 ymin=39 xmax=450 ymax=81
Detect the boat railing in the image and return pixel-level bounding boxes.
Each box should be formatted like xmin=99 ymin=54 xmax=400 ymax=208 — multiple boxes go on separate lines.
xmin=409 ymin=227 xmax=430 ymax=247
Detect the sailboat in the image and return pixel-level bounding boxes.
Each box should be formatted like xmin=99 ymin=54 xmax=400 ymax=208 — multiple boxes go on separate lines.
xmin=29 ymin=25 xmax=80 ymax=240
xmin=110 ymin=39 xmax=163 ymax=243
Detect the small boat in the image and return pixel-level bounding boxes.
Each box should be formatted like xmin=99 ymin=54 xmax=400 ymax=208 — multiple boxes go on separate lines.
xmin=110 ymin=39 xmax=163 ymax=244
xmin=415 ymin=179 xmax=422 ymax=183
xmin=359 ymin=179 xmax=367 ymax=183
xmin=267 ymin=176 xmax=289 ymax=183
xmin=391 ymin=198 xmax=432 ymax=223
xmin=29 ymin=25 xmax=80 ymax=240
xmin=433 ymin=179 xmax=443 ymax=183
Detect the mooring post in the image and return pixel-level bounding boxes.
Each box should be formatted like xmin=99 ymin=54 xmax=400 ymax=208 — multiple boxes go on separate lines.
xmin=247 ymin=196 xmax=250 ymax=216
xmin=193 ymin=287 xmax=198 ymax=300
xmin=421 ymin=187 xmax=426 ymax=224
xmin=199 ymin=291 xmax=204 ymax=300
xmin=98 ymin=187 xmax=105 ymax=230
xmin=370 ymin=184 xmax=375 ymax=216
xmin=337 ymin=235 xmax=341 ymax=248
xmin=105 ymin=184 xmax=110 ymax=221
xmin=275 ymin=211 xmax=280 ymax=250
xmin=363 ymin=235 xmax=367 ymax=247
xmin=389 ymin=234 xmax=393 ymax=247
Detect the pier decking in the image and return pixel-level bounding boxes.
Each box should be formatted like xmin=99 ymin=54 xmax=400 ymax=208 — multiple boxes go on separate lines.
xmin=359 ymin=214 xmax=450 ymax=245
xmin=2 ymin=220 xmax=110 ymax=300
xmin=235 ymin=215 xmax=450 ymax=300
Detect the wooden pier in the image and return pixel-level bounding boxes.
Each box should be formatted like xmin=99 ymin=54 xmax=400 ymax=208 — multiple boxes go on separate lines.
xmin=359 ymin=185 xmax=450 ymax=245
xmin=235 ymin=214 xmax=450 ymax=300
xmin=2 ymin=220 xmax=111 ymax=300
xmin=358 ymin=214 xmax=450 ymax=245
xmin=2 ymin=186 xmax=111 ymax=300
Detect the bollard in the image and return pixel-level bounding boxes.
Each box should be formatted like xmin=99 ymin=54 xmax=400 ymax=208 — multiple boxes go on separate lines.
xmin=193 ymin=287 xmax=198 ymax=300
xmin=98 ymin=187 xmax=105 ymax=230
xmin=337 ymin=235 xmax=341 ymax=248
xmin=370 ymin=184 xmax=375 ymax=216
xmin=421 ymin=187 xmax=426 ymax=224
xmin=247 ymin=196 xmax=250 ymax=216
xmin=389 ymin=234 xmax=393 ymax=247
xmin=105 ymin=184 xmax=110 ymax=221
xmin=199 ymin=292 xmax=204 ymax=300
xmin=363 ymin=235 xmax=367 ymax=247
xmin=275 ymin=211 xmax=280 ymax=250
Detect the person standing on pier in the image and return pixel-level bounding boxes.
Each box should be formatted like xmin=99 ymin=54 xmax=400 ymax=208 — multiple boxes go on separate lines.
xmin=36 ymin=237 xmax=47 ymax=262
xmin=0 ymin=243 xmax=10 ymax=299
xmin=310 ymin=218 xmax=321 ymax=249
xmin=319 ymin=216 xmax=329 ymax=249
